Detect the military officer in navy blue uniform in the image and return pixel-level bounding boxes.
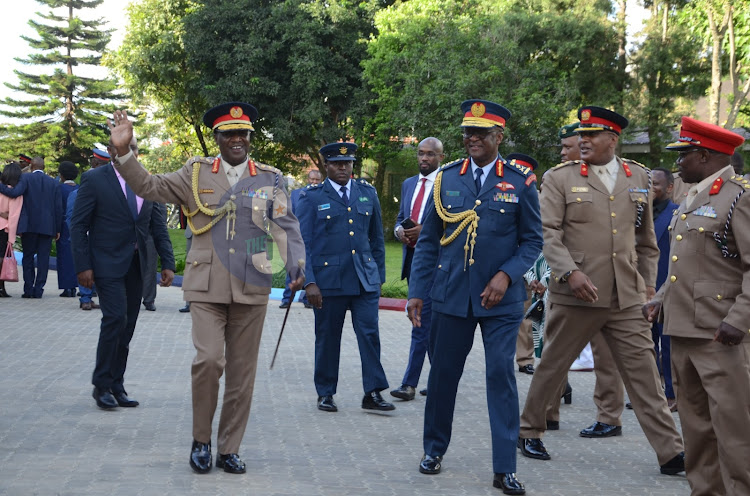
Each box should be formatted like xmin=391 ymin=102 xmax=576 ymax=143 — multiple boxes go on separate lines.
xmin=297 ymin=142 xmax=395 ymax=413
xmin=407 ymin=100 xmax=543 ymax=495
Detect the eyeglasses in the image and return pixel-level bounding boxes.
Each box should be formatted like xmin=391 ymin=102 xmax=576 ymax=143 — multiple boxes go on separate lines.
xmin=676 ymin=149 xmax=700 ymax=161
xmin=462 ymin=128 xmax=498 ymax=140
xmin=217 ymin=130 xmax=252 ymax=139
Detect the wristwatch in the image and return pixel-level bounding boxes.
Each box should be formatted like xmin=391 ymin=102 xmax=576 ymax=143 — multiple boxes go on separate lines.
xmin=559 ymin=270 xmax=574 ymax=283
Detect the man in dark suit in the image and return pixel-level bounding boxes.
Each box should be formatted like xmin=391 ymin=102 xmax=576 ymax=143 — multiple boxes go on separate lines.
xmin=71 ymin=136 xmax=175 ymax=410
xmin=650 ymin=167 xmax=679 ymax=411
xmin=0 ymin=156 xmax=62 ymax=298
xmin=390 ymin=137 xmax=443 ymax=401
xmin=279 ymin=168 xmax=322 ymax=309
xmin=407 ymin=100 xmax=543 ymax=495
xmin=297 ymin=142 xmax=394 ymax=413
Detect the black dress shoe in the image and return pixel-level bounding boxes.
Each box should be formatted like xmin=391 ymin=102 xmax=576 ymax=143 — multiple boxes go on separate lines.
xmin=625 ymin=401 xmax=633 ymax=409
xmin=493 ymin=473 xmax=526 ymax=495
xmin=143 ymin=301 xmax=156 ymax=311
xmin=92 ymin=387 xmax=118 ymax=409
xmin=0 ymin=288 xmax=10 ymax=298
xmin=217 ymin=453 xmax=246 ymax=474
xmin=362 ymin=391 xmax=395 ymax=411
xmin=304 ymin=303 xmax=313 ymax=309
xmin=179 ymin=302 xmax=191 ymax=313
xmin=22 ymin=293 xmax=32 ymax=299
xmin=660 ymin=452 xmax=685 ymax=475
xmin=420 ymin=388 xmax=427 ymax=396
xmin=190 ymin=440 xmax=212 ymax=474
xmin=546 ymin=420 xmax=560 ymax=430
xmin=579 ymin=421 xmax=622 ymax=438
xmin=317 ymin=395 xmax=338 ymax=412
xmin=112 ymin=390 xmax=139 ymax=407
xmin=518 ymin=364 xmax=535 ymax=375
xmin=279 ymin=301 xmax=290 ymax=309
xmin=418 ymin=454 xmax=442 ymax=474
xmin=517 ymin=438 xmax=551 ymax=460
xmin=562 ymin=382 xmax=572 ymax=404
xmin=390 ymin=385 xmax=416 ymax=401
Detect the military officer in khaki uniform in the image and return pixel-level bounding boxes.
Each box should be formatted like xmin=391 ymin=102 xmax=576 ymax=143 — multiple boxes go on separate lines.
xmin=544 ymin=123 xmax=626 ymax=436
xmin=107 ymin=103 xmax=305 ymax=475
xmin=518 ymin=106 xmax=685 ymax=477
xmin=644 ymin=117 xmax=750 ymax=496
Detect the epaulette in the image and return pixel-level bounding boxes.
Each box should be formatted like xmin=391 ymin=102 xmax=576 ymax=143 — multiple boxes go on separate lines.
xmin=507 ymin=159 xmax=534 ymax=177
xmin=623 ymin=158 xmax=650 ymax=175
xmin=439 ymin=158 xmax=464 ymax=171
xmin=300 ymin=183 xmax=323 ymax=196
xmin=255 ymin=162 xmax=282 ymax=175
xmin=356 ymin=178 xmax=376 ymax=189
xmin=551 ymin=159 xmax=581 ymax=169
xmin=729 ymin=175 xmax=750 ymax=189
xmin=187 ymin=156 xmax=214 ymax=166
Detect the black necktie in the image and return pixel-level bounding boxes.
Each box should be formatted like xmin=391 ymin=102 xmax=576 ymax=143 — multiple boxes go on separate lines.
xmin=474 ymin=168 xmax=484 ymax=194
xmin=340 ymin=186 xmax=349 ymax=204
xmin=125 ymin=183 xmax=139 ymax=220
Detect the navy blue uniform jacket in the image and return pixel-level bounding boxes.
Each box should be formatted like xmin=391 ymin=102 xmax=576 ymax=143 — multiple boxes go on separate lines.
xmin=297 ymin=179 xmax=385 ymax=296
xmin=0 ymin=171 xmax=62 ymax=236
xmin=408 ymin=158 xmax=543 ymax=318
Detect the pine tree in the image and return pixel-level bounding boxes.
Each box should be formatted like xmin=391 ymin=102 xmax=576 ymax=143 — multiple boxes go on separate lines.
xmin=0 ymin=0 xmax=123 ymax=166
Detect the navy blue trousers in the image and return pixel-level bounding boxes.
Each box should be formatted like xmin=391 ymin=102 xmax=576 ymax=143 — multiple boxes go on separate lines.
xmin=20 ymin=232 xmax=52 ymax=297
xmin=401 ymin=293 xmax=432 ymax=387
xmin=424 ymin=302 xmax=523 ymax=473
xmin=313 ymin=290 xmax=389 ymax=396
xmin=651 ymin=322 xmax=674 ymax=399
xmin=92 ymin=253 xmax=142 ymax=393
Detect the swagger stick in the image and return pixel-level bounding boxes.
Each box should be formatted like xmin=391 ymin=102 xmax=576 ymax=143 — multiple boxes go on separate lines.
xmin=270 ymin=290 xmax=295 ymax=369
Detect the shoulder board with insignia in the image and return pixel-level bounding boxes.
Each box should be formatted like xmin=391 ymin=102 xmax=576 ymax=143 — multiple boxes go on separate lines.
xmin=439 ymin=159 xmax=464 ymax=171
xmin=623 ymin=158 xmax=649 ymax=171
xmin=552 ymin=160 xmax=581 ymax=170
xmin=507 ymin=160 xmax=533 ymax=177
xmin=255 ymin=162 xmax=282 ymax=174
xmin=187 ymin=156 xmax=214 ymax=166
xmin=729 ymin=175 xmax=749 ymax=186
xmin=357 ymin=178 xmax=375 ymax=188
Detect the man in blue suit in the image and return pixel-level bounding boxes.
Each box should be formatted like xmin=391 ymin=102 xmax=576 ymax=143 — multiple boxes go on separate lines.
xmin=390 ymin=137 xmax=444 ymax=401
xmin=650 ymin=167 xmax=679 ymax=411
xmin=407 ymin=100 xmax=542 ymax=495
xmin=0 ymin=156 xmax=62 ymax=298
xmin=71 ymin=137 xmax=175 ymax=410
xmin=279 ymin=168 xmax=322 ymax=309
xmin=297 ymin=142 xmax=395 ymax=413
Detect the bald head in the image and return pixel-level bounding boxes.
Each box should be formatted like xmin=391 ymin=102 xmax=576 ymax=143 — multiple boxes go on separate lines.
xmin=31 ymin=156 xmax=44 ymax=172
xmin=417 ymin=137 xmax=444 ymax=176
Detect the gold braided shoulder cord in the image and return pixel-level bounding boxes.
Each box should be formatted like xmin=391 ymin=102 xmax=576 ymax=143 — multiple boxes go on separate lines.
xmin=433 ymin=170 xmax=480 ymax=270
xmin=184 ymin=160 xmax=237 ymax=239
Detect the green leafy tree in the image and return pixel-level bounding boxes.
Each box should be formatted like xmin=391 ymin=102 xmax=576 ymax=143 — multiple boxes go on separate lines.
xmin=0 ymin=0 xmax=123 ymax=166
xmin=627 ymin=0 xmax=709 ymax=167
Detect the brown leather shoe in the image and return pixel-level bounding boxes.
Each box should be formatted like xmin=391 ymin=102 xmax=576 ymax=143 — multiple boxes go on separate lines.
xmin=668 ymin=398 xmax=678 ymax=412
xmin=80 ymin=301 xmax=92 ymax=311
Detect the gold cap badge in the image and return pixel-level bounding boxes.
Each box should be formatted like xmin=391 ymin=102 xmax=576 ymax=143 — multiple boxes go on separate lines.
xmin=471 ymin=102 xmax=486 ymax=117
xmin=230 ymin=106 xmax=243 ymax=118
xmin=581 ymin=109 xmax=591 ymax=121
xmin=339 ymin=146 xmax=348 ymax=155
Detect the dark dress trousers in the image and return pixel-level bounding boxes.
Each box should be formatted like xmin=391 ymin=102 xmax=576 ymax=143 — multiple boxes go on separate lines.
xmin=409 ymin=157 xmax=543 ymax=474
xmin=297 ymin=179 xmax=389 ymax=396
xmin=70 ymin=164 xmax=175 ymax=394
xmin=0 ymin=170 xmax=62 ymax=297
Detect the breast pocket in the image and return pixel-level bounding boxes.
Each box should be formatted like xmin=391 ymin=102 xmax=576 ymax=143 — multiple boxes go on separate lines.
xmin=565 ymin=193 xmax=593 ymax=223
xmin=317 ymin=208 xmax=344 ymax=234
xmin=356 ymin=202 xmax=373 ymax=230
xmin=684 ymin=214 xmax=722 ymax=255
xmin=441 ymin=196 xmax=466 ymax=238
xmin=487 ymin=201 xmax=519 ymax=233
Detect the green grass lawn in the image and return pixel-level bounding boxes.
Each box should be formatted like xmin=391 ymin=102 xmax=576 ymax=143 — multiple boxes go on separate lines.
xmin=168 ymin=229 xmax=408 ymax=298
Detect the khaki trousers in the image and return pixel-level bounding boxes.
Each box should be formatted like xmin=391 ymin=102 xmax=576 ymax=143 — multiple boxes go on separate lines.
xmin=671 ymin=337 xmax=750 ymax=496
xmin=191 ymin=301 xmax=267 ymax=454
xmin=544 ymin=328 xmax=625 ymax=424
xmin=521 ymin=303 xmax=683 ymax=465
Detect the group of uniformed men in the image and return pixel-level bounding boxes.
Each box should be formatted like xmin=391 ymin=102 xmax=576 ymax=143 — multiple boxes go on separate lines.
xmin=103 ymin=97 xmax=748 ymax=495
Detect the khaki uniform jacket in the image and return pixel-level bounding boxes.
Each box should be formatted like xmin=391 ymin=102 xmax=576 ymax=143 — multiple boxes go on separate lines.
xmin=541 ymin=157 xmax=658 ymax=309
xmin=115 ymin=154 xmax=305 ymax=305
xmin=655 ymin=166 xmax=750 ymax=338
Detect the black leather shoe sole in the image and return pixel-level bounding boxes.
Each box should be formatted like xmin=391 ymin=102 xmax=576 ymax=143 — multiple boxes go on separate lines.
xmin=113 ymin=393 xmax=139 ymax=407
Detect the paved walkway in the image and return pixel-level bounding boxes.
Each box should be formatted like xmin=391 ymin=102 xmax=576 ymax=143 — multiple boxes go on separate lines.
xmin=0 ymin=274 xmax=689 ymax=496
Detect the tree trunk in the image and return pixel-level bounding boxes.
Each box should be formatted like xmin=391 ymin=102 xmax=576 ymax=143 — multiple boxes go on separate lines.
xmin=707 ymin=7 xmax=729 ymax=126
xmin=616 ymin=0 xmax=628 ymax=112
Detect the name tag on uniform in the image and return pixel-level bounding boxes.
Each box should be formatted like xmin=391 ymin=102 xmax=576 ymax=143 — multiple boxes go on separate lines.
xmin=571 ymin=187 xmax=588 ymax=193
xmin=446 ymin=191 xmax=460 ymax=196
xmin=694 ymin=205 xmax=717 ymax=218
xmin=318 ymin=203 xmax=331 ymax=211
xmin=494 ymin=192 xmax=519 ymax=203
xmin=359 ymin=196 xmax=369 ymax=202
